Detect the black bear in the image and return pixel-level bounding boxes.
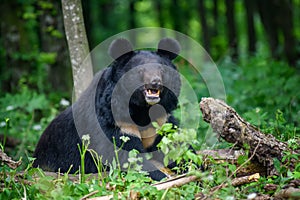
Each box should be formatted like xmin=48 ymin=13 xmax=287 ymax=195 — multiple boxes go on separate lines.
xmin=33 ymin=38 xmax=181 ymax=181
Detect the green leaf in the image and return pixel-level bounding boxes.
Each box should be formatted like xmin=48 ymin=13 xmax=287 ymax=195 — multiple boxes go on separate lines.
xmin=237 ymin=155 xmax=248 ymax=165
xmin=273 ymin=158 xmax=281 ymax=173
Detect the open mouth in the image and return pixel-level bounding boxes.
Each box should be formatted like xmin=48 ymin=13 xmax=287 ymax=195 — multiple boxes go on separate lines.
xmin=144 ymin=87 xmax=161 ymax=105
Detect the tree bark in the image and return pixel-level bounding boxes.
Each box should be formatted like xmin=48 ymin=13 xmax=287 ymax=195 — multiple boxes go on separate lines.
xmin=244 ymin=0 xmax=256 ymax=54
xmin=255 ymin=0 xmax=297 ymax=65
xmin=212 ymin=0 xmax=219 ymax=36
xmin=128 ymin=0 xmax=137 ymax=44
xmin=170 ymin=0 xmax=183 ymax=33
xmin=0 ymin=1 xmax=32 ymax=92
xmin=198 ymin=0 xmax=211 ymax=54
xmin=61 ymin=0 xmax=93 ymax=100
xmin=225 ymin=0 xmax=238 ymax=59
xmin=0 ymin=149 xmax=21 ymax=169
xmin=200 ymin=97 xmax=299 ymax=175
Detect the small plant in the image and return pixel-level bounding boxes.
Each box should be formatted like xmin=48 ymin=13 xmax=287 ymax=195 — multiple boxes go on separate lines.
xmin=0 ymin=118 xmax=9 ymax=152
xmin=155 ymin=123 xmax=202 ymax=174
xmin=77 ymin=134 xmax=91 ymax=183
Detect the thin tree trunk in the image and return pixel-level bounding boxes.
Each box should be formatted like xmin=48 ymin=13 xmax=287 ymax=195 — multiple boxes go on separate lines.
xmin=170 ymin=0 xmax=183 ymax=33
xmin=129 ymin=0 xmax=137 ymax=44
xmin=277 ymin=0 xmax=296 ymax=65
xmin=0 ymin=2 xmax=32 ymax=92
xmin=198 ymin=0 xmax=211 ymax=54
xmin=61 ymin=0 xmax=93 ymax=100
xmin=244 ymin=0 xmax=256 ymax=54
xmin=212 ymin=0 xmax=219 ymax=36
xmin=225 ymin=0 xmax=238 ymax=59
xmin=256 ymin=0 xmax=279 ymax=59
xmin=255 ymin=0 xmax=297 ymax=65
xmin=154 ymin=0 xmax=166 ymax=38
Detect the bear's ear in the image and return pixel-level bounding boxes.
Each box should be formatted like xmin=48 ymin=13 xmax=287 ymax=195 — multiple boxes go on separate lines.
xmin=157 ymin=38 xmax=181 ymax=60
xmin=108 ymin=38 xmax=133 ymax=60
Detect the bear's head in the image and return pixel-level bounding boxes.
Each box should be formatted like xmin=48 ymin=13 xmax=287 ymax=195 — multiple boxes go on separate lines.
xmin=108 ymin=38 xmax=181 ymax=116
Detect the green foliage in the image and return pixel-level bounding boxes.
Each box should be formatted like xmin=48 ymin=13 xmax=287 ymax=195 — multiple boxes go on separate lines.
xmin=0 ymin=0 xmax=66 ymax=96
xmin=221 ymin=57 xmax=300 ymax=132
xmin=155 ymin=123 xmax=202 ymax=170
xmin=0 ymin=86 xmax=63 ymax=165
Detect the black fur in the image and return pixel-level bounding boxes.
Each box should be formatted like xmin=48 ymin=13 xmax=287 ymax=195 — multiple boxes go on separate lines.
xmin=33 ymin=38 xmax=181 ymax=181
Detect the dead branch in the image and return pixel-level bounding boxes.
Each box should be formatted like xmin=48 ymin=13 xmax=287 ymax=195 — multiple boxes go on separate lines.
xmin=231 ymin=173 xmax=260 ymax=186
xmin=274 ymin=187 xmax=300 ymax=199
xmin=210 ymin=173 xmax=260 ymax=193
xmin=80 ymin=190 xmax=99 ymax=200
xmin=200 ymin=97 xmax=299 ymax=175
xmin=151 ymin=174 xmax=199 ymax=190
xmin=197 ymin=149 xmax=245 ymax=161
xmin=0 ymin=149 xmax=21 ymax=169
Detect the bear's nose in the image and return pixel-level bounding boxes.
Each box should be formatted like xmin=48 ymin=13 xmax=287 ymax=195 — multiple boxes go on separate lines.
xmin=151 ymin=77 xmax=162 ymax=87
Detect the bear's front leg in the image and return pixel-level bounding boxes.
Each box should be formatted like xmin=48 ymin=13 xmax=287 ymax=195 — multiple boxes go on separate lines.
xmin=114 ymin=122 xmax=144 ymax=152
xmin=113 ymin=122 xmax=167 ymax=181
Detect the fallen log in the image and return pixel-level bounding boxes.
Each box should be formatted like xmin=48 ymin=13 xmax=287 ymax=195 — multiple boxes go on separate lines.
xmin=200 ymin=97 xmax=299 ymax=175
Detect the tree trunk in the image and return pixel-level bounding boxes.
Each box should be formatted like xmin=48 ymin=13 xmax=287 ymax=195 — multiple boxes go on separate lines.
xmin=277 ymin=0 xmax=297 ymax=65
xmin=128 ymin=0 xmax=137 ymax=44
xmin=155 ymin=0 xmax=163 ymax=27
xmin=154 ymin=0 xmax=166 ymax=38
xmin=198 ymin=0 xmax=211 ymax=54
xmin=61 ymin=0 xmax=93 ymax=100
xmin=256 ymin=0 xmax=279 ymax=59
xmin=255 ymin=0 xmax=297 ymax=65
xmin=170 ymin=0 xmax=183 ymax=33
xmin=244 ymin=0 xmax=256 ymax=54
xmin=0 ymin=2 xmax=32 ymax=92
xmin=212 ymin=0 xmax=219 ymax=36
xmin=225 ymin=0 xmax=238 ymax=59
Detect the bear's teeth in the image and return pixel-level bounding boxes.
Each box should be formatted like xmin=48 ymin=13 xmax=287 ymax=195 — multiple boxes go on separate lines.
xmin=147 ymin=89 xmax=160 ymax=96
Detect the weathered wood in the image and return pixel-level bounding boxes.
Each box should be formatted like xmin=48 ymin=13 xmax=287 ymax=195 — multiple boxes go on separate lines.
xmin=151 ymin=174 xmax=199 ymax=190
xmin=274 ymin=187 xmax=300 ymax=199
xmin=231 ymin=173 xmax=260 ymax=186
xmin=200 ymin=97 xmax=299 ymax=175
xmin=0 ymin=149 xmax=21 ymax=169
